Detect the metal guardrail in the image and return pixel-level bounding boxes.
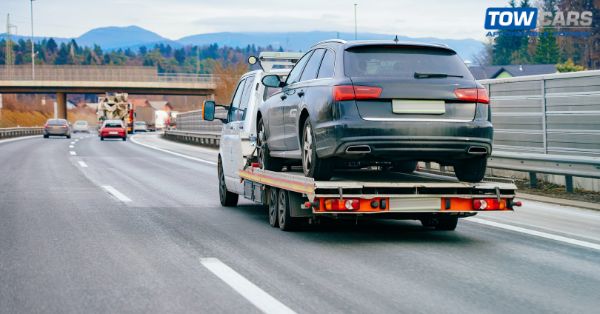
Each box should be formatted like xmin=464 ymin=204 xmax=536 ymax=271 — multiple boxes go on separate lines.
xmin=0 ymin=127 xmax=44 ymax=139
xmin=163 ymin=129 xmax=221 ymax=147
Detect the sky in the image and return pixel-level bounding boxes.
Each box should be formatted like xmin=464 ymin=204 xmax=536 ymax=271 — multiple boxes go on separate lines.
xmin=2 ymin=0 xmax=508 ymax=40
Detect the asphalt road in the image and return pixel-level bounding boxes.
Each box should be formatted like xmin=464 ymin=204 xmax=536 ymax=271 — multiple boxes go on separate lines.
xmin=1 ymin=133 xmax=599 ymax=314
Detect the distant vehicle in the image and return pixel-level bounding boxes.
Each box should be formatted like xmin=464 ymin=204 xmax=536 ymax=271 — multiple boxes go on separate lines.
xmin=134 ymin=106 xmax=156 ymax=131
xmin=133 ymin=121 xmax=148 ymax=132
xmin=43 ymin=119 xmax=71 ymax=139
xmin=259 ymin=40 xmax=492 ymax=182
xmin=96 ymin=93 xmax=132 ymax=133
xmin=99 ymin=120 xmax=127 ymax=141
xmin=72 ymin=120 xmax=90 ymax=133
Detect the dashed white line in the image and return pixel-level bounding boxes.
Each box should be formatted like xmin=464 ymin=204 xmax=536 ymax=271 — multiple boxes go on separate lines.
xmin=102 ymin=185 xmax=132 ymax=203
xmin=70 ymin=141 xmax=75 ymax=144
xmin=130 ymin=136 xmax=217 ymax=165
xmin=69 ymin=151 xmax=77 ymax=156
xmin=200 ymin=258 xmax=296 ymax=314
xmin=69 ymin=145 xmax=74 ymax=148
xmin=466 ymin=217 xmax=600 ymax=251
xmin=78 ymin=161 xmax=88 ymax=168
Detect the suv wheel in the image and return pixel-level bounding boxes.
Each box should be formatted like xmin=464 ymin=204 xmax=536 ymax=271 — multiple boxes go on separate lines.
xmin=454 ymin=157 xmax=487 ymax=183
xmin=302 ymin=119 xmax=331 ymax=180
xmin=257 ymin=118 xmax=283 ymax=171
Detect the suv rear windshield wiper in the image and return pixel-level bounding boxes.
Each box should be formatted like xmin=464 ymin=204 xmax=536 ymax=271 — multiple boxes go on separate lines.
xmin=414 ymin=72 xmax=464 ymax=79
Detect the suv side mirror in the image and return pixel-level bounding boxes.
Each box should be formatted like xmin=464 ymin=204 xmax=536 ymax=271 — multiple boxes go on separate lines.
xmin=262 ymin=75 xmax=284 ymax=88
xmin=203 ymin=100 xmax=216 ymax=121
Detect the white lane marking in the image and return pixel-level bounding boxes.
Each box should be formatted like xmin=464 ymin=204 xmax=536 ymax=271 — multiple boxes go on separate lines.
xmin=70 ymin=141 xmax=75 ymax=144
xmin=0 ymin=135 xmax=39 ymax=144
xmin=78 ymin=161 xmax=88 ymax=168
xmin=130 ymin=136 xmax=217 ymax=165
xmin=200 ymin=258 xmax=296 ymax=314
xmin=466 ymin=217 xmax=600 ymax=251
xmin=69 ymin=145 xmax=74 ymax=148
xmin=69 ymin=151 xmax=77 ymax=156
xmin=102 ymin=185 xmax=132 ymax=202
xmin=75 ymin=139 xmax=79 ymax=142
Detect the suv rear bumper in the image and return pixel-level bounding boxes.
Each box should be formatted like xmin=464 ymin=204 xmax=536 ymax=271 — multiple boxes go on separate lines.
xmin=315 ymin=119 xmax=493 ymax=163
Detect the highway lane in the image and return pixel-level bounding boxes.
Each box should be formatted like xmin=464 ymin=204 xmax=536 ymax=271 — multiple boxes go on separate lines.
xmin=1 ymin=133 xmax=599 ymax=313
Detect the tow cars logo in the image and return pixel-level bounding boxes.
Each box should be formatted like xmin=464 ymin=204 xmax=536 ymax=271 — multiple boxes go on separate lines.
xmin=485 ymin=8 xmax=538 ymax=30
xmin=485 ymin=7 xmax=593 ymax=30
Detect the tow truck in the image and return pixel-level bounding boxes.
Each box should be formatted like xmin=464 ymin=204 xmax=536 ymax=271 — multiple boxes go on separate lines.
xmin=202 ymin=52 xmax=520 ymax=231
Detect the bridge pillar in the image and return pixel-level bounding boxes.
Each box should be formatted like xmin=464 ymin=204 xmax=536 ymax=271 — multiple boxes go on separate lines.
xmin=56 ymin=92 xmax=67 ymax=119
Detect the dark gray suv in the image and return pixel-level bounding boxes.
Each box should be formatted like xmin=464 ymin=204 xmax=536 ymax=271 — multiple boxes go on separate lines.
xmin=258 ymin=40 xmax=492 ymax=182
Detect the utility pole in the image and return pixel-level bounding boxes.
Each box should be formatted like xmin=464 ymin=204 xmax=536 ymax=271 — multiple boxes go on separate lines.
xmin=30 ymin=0 xmax=36 ymax=80
xmin=5 ymin=14 xmax=17 ymax=66
xmin=354 ymin=3 xmax=358 ymax=40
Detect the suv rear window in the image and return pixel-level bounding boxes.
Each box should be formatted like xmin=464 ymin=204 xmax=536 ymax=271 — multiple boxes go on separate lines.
xmin=344 ymin=46 xmax=473 ymax=79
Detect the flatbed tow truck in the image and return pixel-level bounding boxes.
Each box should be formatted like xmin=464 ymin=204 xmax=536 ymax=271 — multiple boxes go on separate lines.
xmin=239 ymin=165 xmax=519 ymax=230
xmin=202 ymin=52 xmax=520 ymax=231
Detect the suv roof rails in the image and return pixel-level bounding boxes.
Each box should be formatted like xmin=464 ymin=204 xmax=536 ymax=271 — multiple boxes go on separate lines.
xmin=313 ymin=39 xmax=347 ymax=47
xmin=256 ymin=51 xmax=304 ymax=72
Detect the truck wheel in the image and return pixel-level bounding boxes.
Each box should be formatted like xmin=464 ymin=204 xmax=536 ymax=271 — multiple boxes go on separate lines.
xmin=43 ymin=134 xmax=49 ymax=139
xmin=123 ymin=137 xmax=127 ymax=141
xmin=268 ymin=188 xmax=279 ymax=227
xmin=278 ymin=189 xmax=299 ymax=231
xmin=218 ymin=157 xmax=238 ymax=207
xmin=421 ymin=215 xmax=458 ymax=231
xmin=100 ymin=137 xmax=104 ymax=141
xmin=454 ymin=157 xmax=487 ymax=183
xmin=257 ymin=118 xmax=283 ymax=171
xmin=301 ymin=119 xmax=331 ymax=180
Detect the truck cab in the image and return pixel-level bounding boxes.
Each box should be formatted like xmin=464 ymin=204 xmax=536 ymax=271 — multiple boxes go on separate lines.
xmin=203 ymin=52 xmax=303 ymax=204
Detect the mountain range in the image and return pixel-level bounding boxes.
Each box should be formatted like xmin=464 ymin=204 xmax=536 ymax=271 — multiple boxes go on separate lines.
xmin=1 ymin=25 xmax=484 ymax=60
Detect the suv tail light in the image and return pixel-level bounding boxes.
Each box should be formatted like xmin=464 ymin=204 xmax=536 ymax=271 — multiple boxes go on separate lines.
xmin=454 ymin=88 xmax=489 ymax=104
xmin=334 ymin=85 xmax=382 ymax=101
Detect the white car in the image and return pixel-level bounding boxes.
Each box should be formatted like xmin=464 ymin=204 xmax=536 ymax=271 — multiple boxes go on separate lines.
xmin=133 ymin=121 xmax=148 ymax=132
xmin=203 ymin=52 xmax=302 ymax=206
xmin=72 ymin=120 xmax=90 ymax=133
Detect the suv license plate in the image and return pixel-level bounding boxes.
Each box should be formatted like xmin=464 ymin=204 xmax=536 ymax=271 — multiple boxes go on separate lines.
xmin=109 ymin=131 xmax=118 ymax=135
xmin=392 ymin=100 xmax=445 ymax=114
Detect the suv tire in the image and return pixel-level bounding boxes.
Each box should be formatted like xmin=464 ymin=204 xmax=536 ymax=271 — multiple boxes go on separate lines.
xmin=257 ymin=118 xmax=284 ymax=172
xmin=301 ymin=119 xmax=331 ymax=180
xmin=454 ymin=157 xmax=487 ymax=183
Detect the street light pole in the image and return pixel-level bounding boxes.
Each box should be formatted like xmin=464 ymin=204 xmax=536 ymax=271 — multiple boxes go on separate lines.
xmin=354 ymin=3 xmax=357 ymax=40
xmin=30 ymin=0 xmax=35 ymax=80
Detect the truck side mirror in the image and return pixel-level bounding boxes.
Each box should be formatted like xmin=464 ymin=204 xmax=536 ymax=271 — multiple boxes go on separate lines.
xmin=203 ymin=100 xmax=216 ymax=121
xmin=262 ymin=75 xmax=285 ymax=88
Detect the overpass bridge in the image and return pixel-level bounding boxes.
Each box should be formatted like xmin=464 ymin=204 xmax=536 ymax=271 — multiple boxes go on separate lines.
xmin=0 ymin=65 xmax=216 ymax=119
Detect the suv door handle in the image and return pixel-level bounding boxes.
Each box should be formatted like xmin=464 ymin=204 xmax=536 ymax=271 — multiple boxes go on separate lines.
xmin=280 ymin=94 xmax=287 ymax=100
xmin=298 ymin=90 xmax=305 ymax=97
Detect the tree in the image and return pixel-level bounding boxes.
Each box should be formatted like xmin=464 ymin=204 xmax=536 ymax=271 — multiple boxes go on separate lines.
xmin=556 ymin=58 xmax=585 ymax=72
xmin=535 ymin=28 xmax=560 ymax=64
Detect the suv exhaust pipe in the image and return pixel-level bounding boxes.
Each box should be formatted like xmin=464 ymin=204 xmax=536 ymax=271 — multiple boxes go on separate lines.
xmin=346 ymin=145 xmax=372 ymax=154
xmin=468 ymin=147 xmax=488 ymax=155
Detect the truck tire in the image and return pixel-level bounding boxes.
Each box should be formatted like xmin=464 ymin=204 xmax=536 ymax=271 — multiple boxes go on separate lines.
xmin=278 ymin=189 xmax=299 ymax=231
xmin=100 ymin=137 xmax=104 ymax=141
xmin=123 ymin=137 xmax=127 ymax=141
xmin=454 ymin=157 xmax=487 ymax=183
xmin=301 ymin=119 xmax=331 ymax=180
xmin=257 ymin=118 xmax=284 ymax=172
xmin=218 ymin=157 xmax=238 ymax=207
xmin=268 ymin=188 xmax=279 ymax=227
